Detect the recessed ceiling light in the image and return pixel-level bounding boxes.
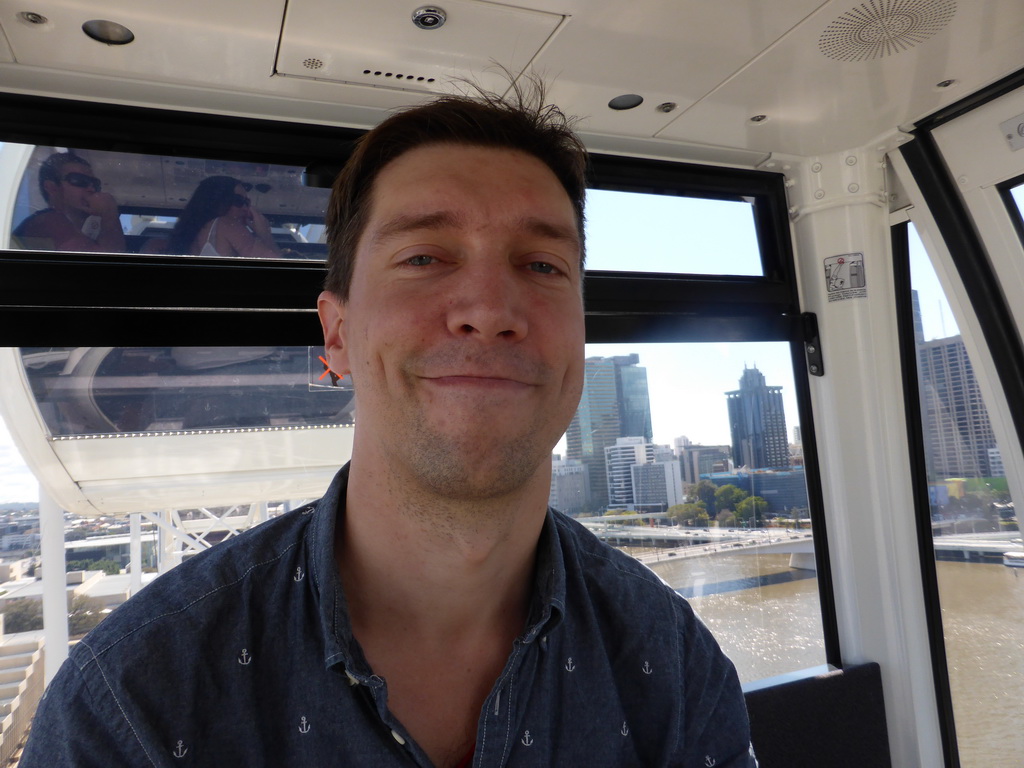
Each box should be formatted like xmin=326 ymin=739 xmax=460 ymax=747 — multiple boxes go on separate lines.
xmin=749 ymin=114 xmax=768 ymax=123
xmin=82 ymin=19 xmax=135 ymax=45
xmin=608 ymin=94 xmax=644 ymax=111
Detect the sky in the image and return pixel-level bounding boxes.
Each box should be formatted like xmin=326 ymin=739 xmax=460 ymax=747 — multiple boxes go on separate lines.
xmin=0 ymin=174 xmax=1000 ymax=503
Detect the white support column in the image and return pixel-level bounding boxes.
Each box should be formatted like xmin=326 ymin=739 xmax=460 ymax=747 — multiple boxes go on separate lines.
xmin=779 ymin=140 xmax=944 ymax=767
xmin=38 ymin=486 xmax=69 ymax=684
xmin=129 ymin=512 xmax=143 ymax=596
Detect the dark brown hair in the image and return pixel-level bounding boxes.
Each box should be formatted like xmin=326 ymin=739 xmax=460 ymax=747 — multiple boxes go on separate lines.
xmin=324 ymin=80 xmax=588 ymax=299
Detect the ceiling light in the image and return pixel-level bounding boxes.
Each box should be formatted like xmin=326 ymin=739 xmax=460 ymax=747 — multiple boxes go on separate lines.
xmin=608 ymin=94 xmax=644 ymax=111
xmin=82 ymin=19 xmax=135 ymax=45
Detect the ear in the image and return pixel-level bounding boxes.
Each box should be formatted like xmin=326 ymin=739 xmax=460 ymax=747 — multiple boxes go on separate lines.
xmin=317 ymin=290 xmax=351 ymax=377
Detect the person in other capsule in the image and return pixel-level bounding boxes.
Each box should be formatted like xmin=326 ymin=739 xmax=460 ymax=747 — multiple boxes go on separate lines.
xmin=166 ymin=175 xmax=281 ymax=258
xmin=12 ymin=151 xmax=126 ymax=252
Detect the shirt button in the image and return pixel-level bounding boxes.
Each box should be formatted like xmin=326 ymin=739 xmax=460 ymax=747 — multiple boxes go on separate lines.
xmin=345 ymin=670 xmax=360 ymax=686
xmin=391 ymin=730 xmax=406 ymax=745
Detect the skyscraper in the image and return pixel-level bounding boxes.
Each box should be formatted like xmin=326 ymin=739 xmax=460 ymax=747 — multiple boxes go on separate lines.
xmin=725 ymin=366 xmax=790 ymax=470
xmin=912 ymin=290 xmax=998 ymax=479
xmin=917 ymin=336 xmax=996 ymax=478
xmin=565 ymin=354 xmax=653 ymax=511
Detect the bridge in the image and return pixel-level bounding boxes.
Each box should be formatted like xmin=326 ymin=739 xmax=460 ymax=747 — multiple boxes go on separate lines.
xmin=580 ymin=521 xmax=818 ymax=570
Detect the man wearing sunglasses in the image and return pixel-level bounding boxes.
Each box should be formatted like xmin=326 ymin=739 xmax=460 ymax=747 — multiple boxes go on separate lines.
xmin=12 ymin=151 xmax=126 ymax=252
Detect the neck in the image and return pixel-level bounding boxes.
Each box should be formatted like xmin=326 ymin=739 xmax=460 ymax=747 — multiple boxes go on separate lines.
xmin=338 ymin=453 xmax=551 ymax=638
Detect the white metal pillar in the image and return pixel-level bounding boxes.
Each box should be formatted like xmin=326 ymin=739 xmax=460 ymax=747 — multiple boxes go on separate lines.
xmin=129 ymin=512 xmax=143 ymax=596
xmin=38 ymin=485 xmax=69 ymax=684
xmin=779 ymin=141 xmax=944 ymax=767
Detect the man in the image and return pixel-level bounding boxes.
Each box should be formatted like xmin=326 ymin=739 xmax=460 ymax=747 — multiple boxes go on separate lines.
xmin=12 ymin=151 xmax=126 ymax=252
xmin=21 ymin=86 xmax=756 ymax=767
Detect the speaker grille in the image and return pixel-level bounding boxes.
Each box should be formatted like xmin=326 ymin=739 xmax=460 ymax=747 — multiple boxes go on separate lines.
xmin=819 ymin=0 xmax=956 ymax=62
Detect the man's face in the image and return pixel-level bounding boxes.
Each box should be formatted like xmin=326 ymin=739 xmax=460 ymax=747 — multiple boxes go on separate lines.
xmin=319 ymin=144 xmax=585 ymax=500
xmin=46 ymin=162 xmax=99 ymax=214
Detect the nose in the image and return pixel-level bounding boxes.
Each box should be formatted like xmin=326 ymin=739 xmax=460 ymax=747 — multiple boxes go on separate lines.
xmin=444 ymin=261 xmax=528 ymax=341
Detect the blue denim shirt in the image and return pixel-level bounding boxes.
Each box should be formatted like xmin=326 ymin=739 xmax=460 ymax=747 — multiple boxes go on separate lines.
xmin=23 ymin=465 xmax=756 ymax=767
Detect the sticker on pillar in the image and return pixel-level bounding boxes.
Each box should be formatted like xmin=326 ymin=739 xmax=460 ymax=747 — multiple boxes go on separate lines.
xmin=824 ymin=253 xmax=866 ymax=302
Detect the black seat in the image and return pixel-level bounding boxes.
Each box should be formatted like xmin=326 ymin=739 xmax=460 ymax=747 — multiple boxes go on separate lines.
xmin=744 ymin=662 xmax=892 ymax=768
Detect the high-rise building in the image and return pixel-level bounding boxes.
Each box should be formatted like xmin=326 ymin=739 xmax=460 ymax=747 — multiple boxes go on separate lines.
xmin=725 ymin=366 xmax=790 ymax=470
xmin=677 ymin=443 xmax=733 ymax=485
xmin=565 ymin=354 xmax=653 ymax=510
xmin=911 ymin=289 xmax=999 ymax=479
xmin=549 ymin=456 xmax=591 ymax=517
xmin=917 ymin=335 xmax=996 ymax=478
xmin=632 ymin=460 xmax=685 ymax=509
xmin=604 ymin=436 xmax=657 ymax=507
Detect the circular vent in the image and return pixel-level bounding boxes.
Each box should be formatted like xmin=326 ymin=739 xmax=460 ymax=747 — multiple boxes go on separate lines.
xmin=303 ymin=57 xmax=324 ymax=71
xmin=819 ymin=0 xmax=956 ymax=62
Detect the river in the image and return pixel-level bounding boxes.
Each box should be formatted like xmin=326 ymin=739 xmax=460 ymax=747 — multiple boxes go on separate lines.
xmin=647 ymin=551 xmax=1024 ymax=767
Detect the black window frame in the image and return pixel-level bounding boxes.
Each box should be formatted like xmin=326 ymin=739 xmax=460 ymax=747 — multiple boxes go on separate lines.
xmin=0 ymin=91 xmax=840 ymax=672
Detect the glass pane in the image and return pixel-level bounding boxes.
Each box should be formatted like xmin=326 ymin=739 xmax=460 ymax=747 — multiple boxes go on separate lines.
xmin=553 ymin=341 xmax=825 ymax=683
xmin=1011 ymin=184 xmax=1024 ymax=220
xmin=2 ymin=143 xmax=329 ymax=259
xmin=584 ymin=189 xmax=763 ymax=276
xmin=908 ymin=224 xmax=1024 ymax=766
xmin=19 ymin=346 xmax=353 ymax=437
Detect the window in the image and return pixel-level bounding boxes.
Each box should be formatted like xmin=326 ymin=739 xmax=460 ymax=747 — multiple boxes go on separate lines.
xmin=3 ymin=143 xmax=329 ymax=259
xmin=556 ymin=340 xmax=826 ymax=683
xmin=903 ymin=224 xmax=1024 ymax=767
xmin=0 ymin=95 xmax=832 ymax=688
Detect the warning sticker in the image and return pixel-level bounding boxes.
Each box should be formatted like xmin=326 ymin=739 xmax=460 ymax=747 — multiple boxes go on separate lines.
xmin=824 ymin=253 xmax=866 ymax=302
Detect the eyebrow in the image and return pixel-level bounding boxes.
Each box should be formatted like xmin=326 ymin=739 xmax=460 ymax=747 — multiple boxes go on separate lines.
xmin=369 ymin=211 xmax=581 ymax=251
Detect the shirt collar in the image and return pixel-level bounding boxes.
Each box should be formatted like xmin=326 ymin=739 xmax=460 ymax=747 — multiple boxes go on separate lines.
xmin=308 ymin=463 xmax=568 ymax=670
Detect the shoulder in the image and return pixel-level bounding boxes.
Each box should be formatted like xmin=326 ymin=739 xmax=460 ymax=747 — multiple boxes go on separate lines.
xmin=551 ymin=511 xmax=718 ymax=651
xmin=553 ymin=511 xmax=679 ymax=602
xmin=13 ymin=208 xmax=61 ymax=236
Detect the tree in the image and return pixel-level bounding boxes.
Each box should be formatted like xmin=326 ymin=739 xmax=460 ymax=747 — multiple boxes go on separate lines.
xmin=687 ymin=480 xmax=718 ymax=514
xmin=736 ymin=496 xmax=769 ymax=528
xmin=716 ymin=509 xmax=737 ymax=527
xmin=2 ymin=598 xmax=43 ymax=633
xmin=714 ymin=484 xmax=748 ymax=513
xmin=667 ymin=502 xmax=707 ymax=525
xmin=68 ymin=594 xmax=104 ymax=637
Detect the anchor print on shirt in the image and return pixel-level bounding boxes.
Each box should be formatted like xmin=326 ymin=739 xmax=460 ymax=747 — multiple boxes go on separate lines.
xmin=565 ymin=657 xmax=576 ymax=672
xmin=521 ymin=730 xmax=534 ymax=747
xmin=704 ymin=756 xmax=717 ymax=767
xmin=293 ymin=566 xmax=305 ymax=582
xmin=238 ymin=649 xmax=252 ymax=665
xmin=621 ymin=722 xmax=630 ymax=737
xmin=299 ymin=716 xmax=311 ymax=734
xmin=172 ymin=740 xmax=188 ymax=759
xmin=641 ymin=661 xmax=653 ymax=675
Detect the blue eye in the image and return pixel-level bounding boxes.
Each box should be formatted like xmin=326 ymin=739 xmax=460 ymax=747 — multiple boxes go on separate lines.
xmin=405 ymin=254 xmax=435 ymax=266
xmin=529 ymin=261 xmax=559 ymax=274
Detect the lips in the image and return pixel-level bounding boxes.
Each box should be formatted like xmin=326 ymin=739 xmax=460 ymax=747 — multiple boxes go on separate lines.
xmin=423 ymin=374 xmax=534 ymax=390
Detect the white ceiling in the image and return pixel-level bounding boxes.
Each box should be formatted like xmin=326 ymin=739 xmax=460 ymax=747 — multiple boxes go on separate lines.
xmin=0 ymin=0 xmax=1021 ymax=163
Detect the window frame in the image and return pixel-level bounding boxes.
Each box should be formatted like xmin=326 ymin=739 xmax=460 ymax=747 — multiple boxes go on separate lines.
xmin=0 ymin=91 xmax=841 ymax=672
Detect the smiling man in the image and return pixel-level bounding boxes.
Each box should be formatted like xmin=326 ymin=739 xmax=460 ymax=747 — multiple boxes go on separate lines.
xmin=21 ymin=86 xmax=756 ymax=767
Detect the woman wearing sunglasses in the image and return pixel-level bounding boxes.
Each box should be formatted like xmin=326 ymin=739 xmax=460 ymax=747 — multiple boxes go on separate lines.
xmin=167 ymin=175 xmax=281 ymax=259
xmin=12 ymin=151 xmax=126 ymax=253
